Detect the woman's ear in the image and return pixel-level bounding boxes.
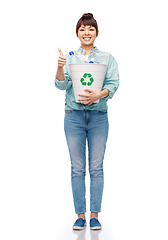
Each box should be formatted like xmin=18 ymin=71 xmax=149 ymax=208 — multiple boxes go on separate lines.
xmin=96 ymin=30 xmax=99 ymax=37
xmin=76 ymin=30 xmax=79 ymax=37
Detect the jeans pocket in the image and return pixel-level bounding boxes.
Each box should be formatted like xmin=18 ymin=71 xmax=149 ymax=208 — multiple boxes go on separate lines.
xmin=65 ymin=110 xmax=74 ymax=114
xmin=97 ymin=110 xmax=107 ymax=115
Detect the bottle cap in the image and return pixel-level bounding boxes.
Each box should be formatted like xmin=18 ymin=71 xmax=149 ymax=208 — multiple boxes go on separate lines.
xmin=89 ymin=61 xmax=94 ymax=63
xmin=69 ymin=51 xmax=74 ymax=56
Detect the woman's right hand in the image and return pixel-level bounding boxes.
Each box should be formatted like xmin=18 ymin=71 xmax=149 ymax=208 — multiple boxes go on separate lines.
xmin=58 ymin=48 xmax=66 ymax=68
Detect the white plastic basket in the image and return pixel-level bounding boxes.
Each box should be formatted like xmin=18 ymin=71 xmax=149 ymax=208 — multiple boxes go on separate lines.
xmin=69 ymin=63 xmax=107 ymax=103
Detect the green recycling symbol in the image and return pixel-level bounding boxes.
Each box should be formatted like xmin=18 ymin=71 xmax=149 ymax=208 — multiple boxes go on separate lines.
xmin=80 ymin=73 xmax=94 ymax=86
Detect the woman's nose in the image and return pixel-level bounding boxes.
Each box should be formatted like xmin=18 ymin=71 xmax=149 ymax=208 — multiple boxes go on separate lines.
xmin=85 ymin=30 xmax=89 ymax=35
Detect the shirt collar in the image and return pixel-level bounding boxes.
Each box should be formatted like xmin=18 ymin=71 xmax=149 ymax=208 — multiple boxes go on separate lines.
xmin=78 ymin=46 xmax=99 ymax=54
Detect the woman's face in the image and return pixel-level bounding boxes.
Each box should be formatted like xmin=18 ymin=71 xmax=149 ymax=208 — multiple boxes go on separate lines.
xmin=77 ymin=25 xmax=98 ymax=47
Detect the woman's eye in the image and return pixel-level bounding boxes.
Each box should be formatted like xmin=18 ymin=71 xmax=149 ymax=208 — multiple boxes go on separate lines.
xmin=90 ymin=29 xmax=94 ymax=31
xmin=80 ymin=29 xmax=84 ymax=31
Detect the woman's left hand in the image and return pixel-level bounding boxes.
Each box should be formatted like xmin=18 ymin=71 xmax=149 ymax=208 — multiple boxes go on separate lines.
xmin=78 ymin=89 xmax=101 ymax=105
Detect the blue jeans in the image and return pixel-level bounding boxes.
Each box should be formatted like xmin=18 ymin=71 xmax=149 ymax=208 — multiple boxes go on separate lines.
xmin=64 ymin=110 xmax=109 ymax=214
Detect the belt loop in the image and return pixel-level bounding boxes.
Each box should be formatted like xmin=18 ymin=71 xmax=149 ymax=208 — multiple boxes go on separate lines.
xmin=89 ymin=110 xmax=91 ymax=124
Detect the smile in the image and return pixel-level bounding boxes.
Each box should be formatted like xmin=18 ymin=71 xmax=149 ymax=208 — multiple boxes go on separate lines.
xmin=83 ymin=37 xmax=91 ymax=41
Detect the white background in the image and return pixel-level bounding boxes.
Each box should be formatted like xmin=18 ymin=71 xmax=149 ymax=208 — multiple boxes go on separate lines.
xmin=0 ymin=0 xmax=168 ymax=239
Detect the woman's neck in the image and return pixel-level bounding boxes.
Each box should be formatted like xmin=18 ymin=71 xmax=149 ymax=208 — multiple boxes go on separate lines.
xmin=81 ymin=44 xmax=94 ymax=55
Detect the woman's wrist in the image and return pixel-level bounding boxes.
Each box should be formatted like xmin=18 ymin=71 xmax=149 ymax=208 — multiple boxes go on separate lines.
xmin=99 ymin=89 xmax=109 ymax=99
xmin=56 ymin=66 xmax=65 ymax=81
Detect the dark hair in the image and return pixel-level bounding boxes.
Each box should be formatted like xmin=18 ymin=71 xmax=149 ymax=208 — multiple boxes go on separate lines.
xmin=76 ymin=13 xmax=99 ymax=37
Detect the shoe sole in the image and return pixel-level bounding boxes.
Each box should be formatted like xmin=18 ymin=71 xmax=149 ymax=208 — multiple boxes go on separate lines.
xmin=90 ymin=226 xmax=102 ymax=230
xmin=73 ymin=223 xmax=86 ymax=230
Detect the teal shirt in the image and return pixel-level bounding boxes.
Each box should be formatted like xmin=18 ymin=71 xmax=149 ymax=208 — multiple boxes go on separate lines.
xmin=55 ymin=47 xmax=119 ymax=110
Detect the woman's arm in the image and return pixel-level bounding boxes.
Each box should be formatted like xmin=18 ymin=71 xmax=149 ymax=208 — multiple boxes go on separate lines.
xmin=56 ymin=48 xmax=66 ymax=81
xmin=78 ymin=88 xmax=109 ymax=105
xmin=56 ymin=67 xmax=65 ymax=81
xmin=102 ymin=55 xmax=119 ymax=99
xmin=55 ymin=49 xmax=72 ymax=91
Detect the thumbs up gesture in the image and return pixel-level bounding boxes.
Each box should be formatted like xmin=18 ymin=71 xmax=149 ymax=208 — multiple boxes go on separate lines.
xmin=58 ymin=48 xmax=66 ymax=68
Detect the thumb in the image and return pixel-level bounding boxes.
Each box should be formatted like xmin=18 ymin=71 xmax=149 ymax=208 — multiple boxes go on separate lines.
xmin=58 ymin=48 xmax=63 ymax=56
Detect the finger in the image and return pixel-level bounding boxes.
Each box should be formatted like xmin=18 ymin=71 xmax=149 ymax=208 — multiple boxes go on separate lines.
xmin=78 ymin=94 xmax=88 ymax=98
xmin=81 ymin=100 xmax=91 ymax=105
xmin=58 ymin=60 xmax=66 ymax=67
xmin=80 ymin=101 xmax=88 ymax=104
xmin=84 ymin=89 xmax=92 ymax=93
xmin=78 ymin=93 xmax=89 ymax=97
xmin=58 ymin=48 xmax=63 ymax=56
xmin=58 ymin=59 xmax=66 ymax=64
xmin=78 ymin=98 xmax=89 ymax=102
xmin=58 ymin=56 xmax=66 ymax=60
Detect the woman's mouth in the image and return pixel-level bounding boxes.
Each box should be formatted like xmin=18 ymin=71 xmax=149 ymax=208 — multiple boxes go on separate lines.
xmin=83 ymin=37 xmax=91 ymax=41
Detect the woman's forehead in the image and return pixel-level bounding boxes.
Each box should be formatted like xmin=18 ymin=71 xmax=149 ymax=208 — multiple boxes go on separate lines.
xmin=79 ymin=24 xmax=95 ymax=28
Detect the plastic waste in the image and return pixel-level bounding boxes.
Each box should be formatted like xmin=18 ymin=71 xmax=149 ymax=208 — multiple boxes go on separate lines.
xmin=76 ymin=52 xmax=89 ymax=63
xmin=69 ymin=51 xmax=109 ymax=65
xmin=69 ymin=51 xmax=78 ymax=63
xmin=89 ymin=53 xmax=109 ymax=65
xmin=98 ymin=54 xmax=109 ymax=65
xmin=90 ymin=52 xmax=99 ymax=63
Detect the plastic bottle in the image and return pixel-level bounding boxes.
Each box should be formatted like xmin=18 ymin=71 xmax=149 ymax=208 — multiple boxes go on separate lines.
xmin=76 ymin=52 xmax=89 ymax=63
xmin=90 ymin=52 xmax=99 ymax=63
xmin=69 ymin=51 xmax=78 ymax=63
xmin=98 ymin=54 xmax=109 ymax=65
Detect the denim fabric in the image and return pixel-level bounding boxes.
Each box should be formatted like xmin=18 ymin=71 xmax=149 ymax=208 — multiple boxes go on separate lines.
xmin=64 ymin=110 xmax=109 ymax=214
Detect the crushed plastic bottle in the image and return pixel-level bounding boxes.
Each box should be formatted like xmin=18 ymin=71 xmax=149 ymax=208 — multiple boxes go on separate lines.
xmin=89 ymin=53 xmax=109 ymax=65
xmin=98 ymin=54 xmax=109 ymax=65
xmin=76 ymin=52 xmax=89 ymax=63
xmin=90 ymin=52 xmax=99 ymax=63
xmin=69 ymin=51 xmax=78 ymax=63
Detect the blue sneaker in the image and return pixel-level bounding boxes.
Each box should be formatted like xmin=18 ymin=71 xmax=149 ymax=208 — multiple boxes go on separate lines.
xmin=73 ymin=218 xmax=86 ymax=230
xmin=90 ymin=218 xmax=102 ymax=230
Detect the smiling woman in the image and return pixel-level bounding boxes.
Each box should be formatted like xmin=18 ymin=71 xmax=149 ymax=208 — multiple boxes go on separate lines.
xmin=76 ymin=14 xmax=99 ymax=54
xmin=55 ymin=12 xmax=120 ymax=231
xmin=76 ymin=13 xmax=99 ymax=37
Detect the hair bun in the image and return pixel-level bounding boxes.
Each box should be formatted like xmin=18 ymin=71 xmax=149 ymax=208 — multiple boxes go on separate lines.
xmin=82 ymin=13 xmax=93 ymax=19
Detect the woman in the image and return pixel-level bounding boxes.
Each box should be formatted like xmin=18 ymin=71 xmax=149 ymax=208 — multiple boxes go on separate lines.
xmin=55 ymin=13 xmax=119 ymax=230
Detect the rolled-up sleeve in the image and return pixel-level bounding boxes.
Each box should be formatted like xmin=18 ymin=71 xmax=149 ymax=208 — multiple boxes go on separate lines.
xmin=102 ymin=54 xmax=119 ymax=99
xmin=54 ymin=62 xmax=72 ymax=91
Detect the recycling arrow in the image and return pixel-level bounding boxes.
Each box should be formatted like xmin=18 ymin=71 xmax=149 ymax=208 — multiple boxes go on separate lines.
xmin=80 ymin=73 xmax=94 ymax=86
